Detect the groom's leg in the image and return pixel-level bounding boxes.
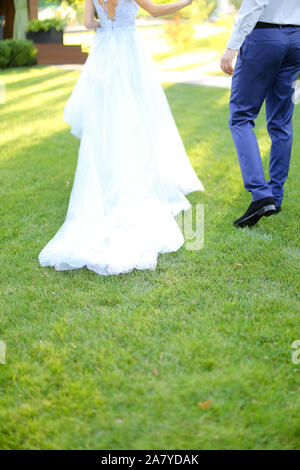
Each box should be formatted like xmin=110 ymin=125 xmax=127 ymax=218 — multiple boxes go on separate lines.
xmin=266 ymin=30 xmax=300 ymax=208
xmin=229 ymin=29 xmax=286 ymax=201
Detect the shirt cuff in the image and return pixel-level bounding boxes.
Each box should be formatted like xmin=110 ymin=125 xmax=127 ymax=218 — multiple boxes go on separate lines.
xmin=227 ymin=30 xmax=247 ymax=51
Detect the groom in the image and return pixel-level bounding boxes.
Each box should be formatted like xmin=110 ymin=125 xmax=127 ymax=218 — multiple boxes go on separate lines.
xmin=220 ymin=0 xmax=300 ymax=227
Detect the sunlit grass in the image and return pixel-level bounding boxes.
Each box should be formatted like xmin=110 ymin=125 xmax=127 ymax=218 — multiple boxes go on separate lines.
xmin=0 ymin=67 xmax=299 ymax=450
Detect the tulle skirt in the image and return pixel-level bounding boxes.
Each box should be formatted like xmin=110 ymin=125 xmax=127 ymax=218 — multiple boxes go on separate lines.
xmin=38 ymin=27 xmax=204 ymax=275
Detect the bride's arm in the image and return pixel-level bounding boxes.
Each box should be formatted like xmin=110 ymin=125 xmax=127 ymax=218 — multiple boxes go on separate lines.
xmin=135 ymin=0 xmax=193 ymax=17
xmin=84 ymin=0 xmax=101 ymax=29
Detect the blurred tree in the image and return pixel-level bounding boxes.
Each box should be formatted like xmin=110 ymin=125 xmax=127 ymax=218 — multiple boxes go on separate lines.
xmin=13 ymin=0 xmax=29 ymax=40
xmin=49 ymin=0 xmax=223 ymax=15
xmin=50 ymin=0 xmax=217 ymax=22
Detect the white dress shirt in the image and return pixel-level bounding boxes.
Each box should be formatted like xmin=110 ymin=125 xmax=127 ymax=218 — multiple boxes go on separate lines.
xmin=227 ymin=0 xmax=300 ymax=50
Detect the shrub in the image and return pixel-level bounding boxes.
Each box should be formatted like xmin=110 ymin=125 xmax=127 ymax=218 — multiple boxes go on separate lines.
xmin=27 ymin=18 xmax=66 ymax=33
xmin=0 ymin=41 xmax=11 ymax=68
xmin=162 ymin=0 xmax=215 ymax=53
xmin=8 ymin=40 xmax=37 ymax=67
xmin=164 ymin=20 xmax=195 ymax=53
xmin=0 ymin=40 xmax=37 ymax=69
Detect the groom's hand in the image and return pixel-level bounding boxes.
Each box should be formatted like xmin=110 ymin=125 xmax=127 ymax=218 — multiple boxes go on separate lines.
xmin=220 ymin=48 xmax=238 ymax=76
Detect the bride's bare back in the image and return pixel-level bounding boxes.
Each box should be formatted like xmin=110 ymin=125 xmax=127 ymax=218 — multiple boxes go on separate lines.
xmin=98 ymin=0 xmax=118 ymax=21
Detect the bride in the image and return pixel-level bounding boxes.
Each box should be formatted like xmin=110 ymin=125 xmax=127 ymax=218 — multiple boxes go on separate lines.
xmin=38 ymin=0 xmax=204 ymax=276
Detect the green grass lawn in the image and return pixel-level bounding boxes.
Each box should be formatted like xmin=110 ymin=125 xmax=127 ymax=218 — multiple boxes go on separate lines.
xmin=0 ymin=66 xmax=299 ymax=450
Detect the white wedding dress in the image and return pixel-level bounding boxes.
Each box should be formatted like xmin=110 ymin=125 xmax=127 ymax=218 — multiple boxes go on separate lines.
xmin=38 ymin=0 xmax=204 ymax=275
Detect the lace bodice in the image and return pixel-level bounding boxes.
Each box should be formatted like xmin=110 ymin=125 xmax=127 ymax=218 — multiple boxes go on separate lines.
xmin=92 ymin=0 xmax=139 ymax=31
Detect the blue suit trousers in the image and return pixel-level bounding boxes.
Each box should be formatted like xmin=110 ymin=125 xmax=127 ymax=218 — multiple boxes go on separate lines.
xmin=229 ymin=27 xmax=300 ymax=206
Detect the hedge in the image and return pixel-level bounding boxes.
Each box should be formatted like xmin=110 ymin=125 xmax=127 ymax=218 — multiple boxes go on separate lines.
xmin=0 ymin=39 xmax=37 ymax=69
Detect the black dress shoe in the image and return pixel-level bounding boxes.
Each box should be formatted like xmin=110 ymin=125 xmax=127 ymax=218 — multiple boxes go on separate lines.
xmin=234 ymin=197 xmax=277 ymax=228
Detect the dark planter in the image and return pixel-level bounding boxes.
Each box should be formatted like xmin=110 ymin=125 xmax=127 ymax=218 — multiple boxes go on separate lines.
xmin=26 ymin=27 xmax=63 ymax=44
